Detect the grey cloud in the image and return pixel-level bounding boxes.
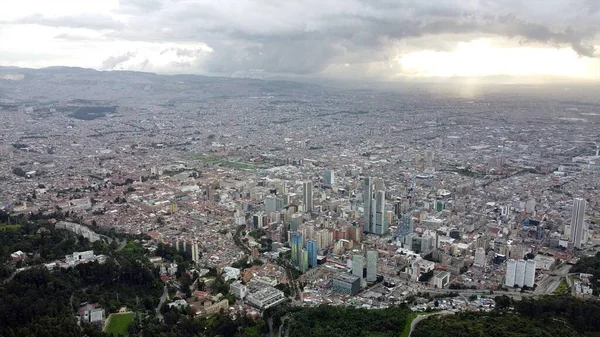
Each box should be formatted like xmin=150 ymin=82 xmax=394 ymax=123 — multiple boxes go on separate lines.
xmin=100 ymin=52 xmax=137 ymax=70
xmin=117 ymin=0 xmax=163 ymax=14
xmin=17 ymin=13 xmax=124 ymax=30
xmin=101 ymin=0 xmax=600 ymax=76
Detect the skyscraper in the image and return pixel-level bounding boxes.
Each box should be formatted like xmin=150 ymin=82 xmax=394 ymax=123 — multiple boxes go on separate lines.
xmin=306 ymin=240 xmax=318 ymax=268
xmin=374 ymin=190 xmax=386 ymax=235
xmin=505 ymin=259 xmax=516 ymax=287
xmin=362 ymin=177 xmax=373 ymax=233
xmin=366 ymin=250 xmax=377 ymax=282
xmin=396 ymin=213 xmax=413 ymax=241
xmin=352 ymin=254 xmax=364 ymax=278
xmin=570 ymin=198 xmax=586 ymax=249
xmin=300 ymin=249 xmax=309 ymax=273
xmin=303 ymin=181 xmax=313 ymax=213
xmin=323 ymin=170 xmax=335 ymax=186
xmin=264 ymin=195 xmax=277 ymax=213
xmin=291 ymin=232 xmax=303 ymax=265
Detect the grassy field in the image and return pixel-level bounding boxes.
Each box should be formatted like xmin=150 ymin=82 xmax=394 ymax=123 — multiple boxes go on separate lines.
xmin=104 ymin=313 xmax=135 ymax=336
xmin=0 ymin=224 xmax=22 ymax=232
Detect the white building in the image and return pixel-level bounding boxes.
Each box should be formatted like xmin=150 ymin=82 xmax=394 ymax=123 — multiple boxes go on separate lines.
xmin=352 ymin=254 xmax=364 ymax=279
xmin=505 ymin=259 xmax=516 ymax=287
xmin=474 ymin=247 xmax=486 ymax=268
xmin=246 ymin=286 xmax=286 ymax=309
xmin=524 ymin=260 xmax=536 ymax=288
xmin=570 ymin=198 xmax=587 ymax=249
xmin=433 ymin=271 xmax=450 ymax=289
xmin=505 ymin=259 xmax=535 ymax=288
xmin=230 ymin=282 xmax=248 ymax=299
xmin=366 ymin=251 xmax=377 ymax=282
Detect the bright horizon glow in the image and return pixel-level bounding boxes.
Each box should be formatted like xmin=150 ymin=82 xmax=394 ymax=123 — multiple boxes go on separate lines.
xmin=398 ymin=39 xmax=600 ymax=79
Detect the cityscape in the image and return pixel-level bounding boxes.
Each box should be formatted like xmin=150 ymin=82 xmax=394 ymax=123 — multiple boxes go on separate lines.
xmin=1 ymin=66 xmax=600 ymax=336
xmin=1 ymin=0 xmax=600 ymax=335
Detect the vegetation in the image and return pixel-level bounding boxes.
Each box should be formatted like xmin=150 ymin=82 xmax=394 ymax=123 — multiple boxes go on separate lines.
xmin=287 ymin=305 xmax=411 ymax=337
xmin=413 ymin=296 xmax=600 ymax=337
xmin=553 ymin=279 xmax=570 ymax=295
xmin=571 ymin=252 xmax=600 ymax=295
xmin=105 ymin=312 xmax=135 ymax=336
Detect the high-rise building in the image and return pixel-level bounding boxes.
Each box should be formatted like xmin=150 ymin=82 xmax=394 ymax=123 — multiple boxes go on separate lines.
xmin=323 ymin=170 xmax=335 ymax=186
xmin=264 ymin=195 xmax=277 ymax=213
xmin=303 ymin=181 xmax=313 ymax=213
xmin=252 ymin=213 xmax=264 ymax=229
xmin=300 ymin=249 xmax=309 ymax=273
xmin=505 ymin=259 xmax=516 ymax=287
xmin=306 ymin=240 xmax=318 ymax=268
xmin=524 ymin=260 xmax=536 ymax=288
xmin=474 ymin=247 xmax=486 ymax=268
xmin=363 ymin=177 xmax=373 ymax=233
xmin=396 ymin=213 xmax=413 ymax=241
xmin=291 ymin=232 xmax=303 ymax=265
xmin=366 ymin=250 xmax=377 ymax=282
xmin=570 ymin=198 xmax=586 ymax=249
xmin=352 ymin=254 xmax=364 ymax=279
xmin=374 ymin=190 xmax=387 ymax=235
xmin=504 ymin=259 xmax=536 ymax=288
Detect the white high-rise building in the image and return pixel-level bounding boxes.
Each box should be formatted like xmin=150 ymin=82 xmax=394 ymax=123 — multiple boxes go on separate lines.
xmin=526 ymin=199 xmax=536 ymax=214
xmin=515 ymin=259 xmax=526 ymax=287
xmin=524 ymin=260 xmax=536 ymax=288
xmin=505 ymin=259 xmax=536 ymax=288
xmin=505 ymin=259 xmax=516 ymax=287
xmin=570 ymin=198 xmax=586 ymax=249
xmin=374 ymin=190 xmax=386 ymax=235
xmin=366 ymin=251 xmax=377 ymax=282
xmin=474 ymin=247 xmax=486 ymax=268
xmin=352 ymin=254 xmax=364 ymax=279
xmin=303 ymin=181 xmax=313 ymax=213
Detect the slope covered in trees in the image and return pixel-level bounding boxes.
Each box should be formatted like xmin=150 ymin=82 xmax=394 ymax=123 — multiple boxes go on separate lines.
xmin=413 ymin=296 xmax=600 ymax=337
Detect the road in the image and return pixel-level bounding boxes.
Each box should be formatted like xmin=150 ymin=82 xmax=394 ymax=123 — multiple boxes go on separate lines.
xmin=409 ymin=311 xmax=453 ymax=337
xmin=155 ymin=285 xmax=168 ymax=322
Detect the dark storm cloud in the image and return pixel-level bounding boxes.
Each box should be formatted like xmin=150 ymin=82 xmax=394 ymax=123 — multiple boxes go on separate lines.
xmin=100 ymin=51 xmax=136 ymax=69
xmin=105 ymin=0 xmax=600 ymax=76
xmin=16 ymin=13 xmax=124 ymax=30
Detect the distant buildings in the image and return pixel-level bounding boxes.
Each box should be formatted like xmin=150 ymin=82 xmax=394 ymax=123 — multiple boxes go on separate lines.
xmin=570 ymin=198 xmax=586 ymax=249
xmin=504 ymin=259 xmax=535 ymax=288
xmin=230 ymin=282 xmax=248 ymax=299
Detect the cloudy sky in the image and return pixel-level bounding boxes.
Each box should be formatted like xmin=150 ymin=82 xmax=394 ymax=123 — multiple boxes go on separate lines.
xmin=0 ymin=0 xmax=599 ymax=81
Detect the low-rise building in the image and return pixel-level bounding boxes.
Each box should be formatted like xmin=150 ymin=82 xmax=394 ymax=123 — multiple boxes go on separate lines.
xmin=433 ymin=271 xmax=450 ymax=289
xmin=331 ymin=273 xmax=361 ymax=295
xmin=246 ymin=286 xmax=286 ymax=309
